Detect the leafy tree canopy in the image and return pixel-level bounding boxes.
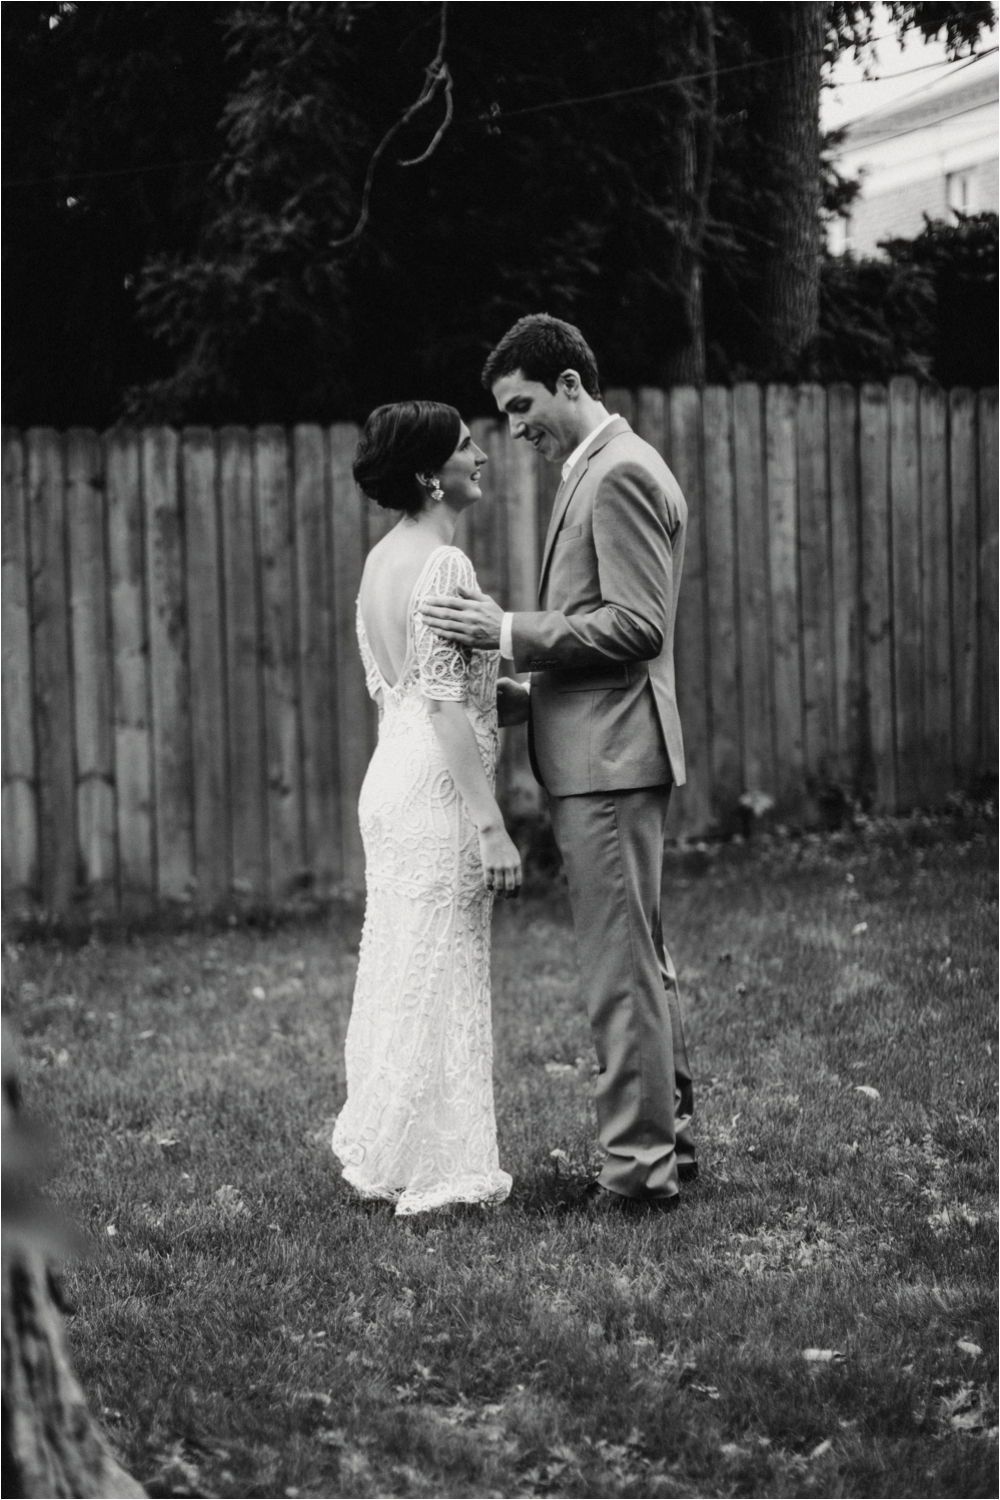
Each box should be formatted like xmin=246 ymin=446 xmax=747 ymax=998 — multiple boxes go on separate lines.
xmin=2 ymin=1 xmax=995 ymax=427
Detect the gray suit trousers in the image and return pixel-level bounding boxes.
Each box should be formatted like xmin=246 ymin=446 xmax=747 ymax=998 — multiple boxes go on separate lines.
xmin=549 ymin=784 xmax=696 ymax=1199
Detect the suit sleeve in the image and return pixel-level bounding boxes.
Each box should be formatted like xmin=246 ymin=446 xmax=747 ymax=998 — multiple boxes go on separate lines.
xmin=510 ymin=462 xmax=676 ymax=671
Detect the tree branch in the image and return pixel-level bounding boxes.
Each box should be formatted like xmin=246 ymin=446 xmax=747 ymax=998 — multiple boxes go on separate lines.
xmin=330 ymin=2 xmax=452 ymax=250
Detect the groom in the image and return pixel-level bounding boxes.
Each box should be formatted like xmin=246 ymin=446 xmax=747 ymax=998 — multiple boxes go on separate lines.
xmin=420 ymin=313 xmax=696 ymax=1211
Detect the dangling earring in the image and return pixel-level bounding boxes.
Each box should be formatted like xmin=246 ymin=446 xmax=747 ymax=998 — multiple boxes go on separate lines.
xmin=420 ymin=474 xmax=444 ymax=502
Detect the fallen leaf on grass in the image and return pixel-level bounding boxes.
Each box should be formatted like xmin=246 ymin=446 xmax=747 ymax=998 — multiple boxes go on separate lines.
xmin=854 ymin=1084 xmax=880 ymax=1100
xmin=549 ymin=1148 xmax=570 ymax=1164
xmin=214 ymin=1183 xmax=248 ymax=1216
xmin=688 ymin=1383 xmax=720 ymax=1399
xmin=937 ymin=1383 xmax=990 ymax=1432
xmin=251 ymin=985 xmax=267 ymax=1001
xmin=957 ymin=1339 xmax=983 ymax=1357
xmin=317 ymin=1427 xmax=347 ymax=1448
xmin=809 ymin=1438 xmax=833 ymax=1459
xmin=851 ymin=921 xmax=868 ymax=935
xmin=927 ymin=1206 xmax=982 ymax=1234
xmin=802 ymin=1348 xmax=845 ymax=1364
xmin=544 ymin=1061 xmax=575 ymax=1075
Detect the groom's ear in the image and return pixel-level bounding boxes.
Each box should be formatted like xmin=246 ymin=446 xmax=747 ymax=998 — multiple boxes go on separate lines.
xmin=558 ymin=369 xmax=581 ymax=398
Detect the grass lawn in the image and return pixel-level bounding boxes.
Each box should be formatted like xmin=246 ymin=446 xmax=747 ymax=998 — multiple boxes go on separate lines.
xmin=4 ymin=811 xmax=997 ymax=1500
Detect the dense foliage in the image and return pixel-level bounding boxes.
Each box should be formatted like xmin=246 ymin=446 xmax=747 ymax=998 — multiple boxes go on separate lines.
xmin=818 ymin=213 xmax=999 ymax=386
xmin=2 ymin=1 xmax=995 ymax=426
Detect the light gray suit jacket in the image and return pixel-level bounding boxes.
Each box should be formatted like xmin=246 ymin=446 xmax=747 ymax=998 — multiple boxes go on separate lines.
xmin=509 ymin=418 xmax=687 ymax=796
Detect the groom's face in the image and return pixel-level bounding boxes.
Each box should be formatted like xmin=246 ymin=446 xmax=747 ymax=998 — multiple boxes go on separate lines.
xmin=492 ymin=369 xmax=579 ymax=464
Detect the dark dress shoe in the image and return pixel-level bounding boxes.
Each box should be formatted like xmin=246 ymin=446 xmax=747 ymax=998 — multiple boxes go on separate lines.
xmin=582 ymin=1182 xmax=680 ymax=1214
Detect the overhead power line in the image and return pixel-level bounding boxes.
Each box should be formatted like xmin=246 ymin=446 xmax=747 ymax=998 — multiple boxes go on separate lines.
xmin=842 ymin=96 xmax=998 ymax=146
xmin=3 ymin=38 xmax=995 ymax=191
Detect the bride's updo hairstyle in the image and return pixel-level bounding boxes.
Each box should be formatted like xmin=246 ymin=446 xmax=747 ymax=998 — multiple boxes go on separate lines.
xmin=353 ymin=400 xmax=462 ymax=516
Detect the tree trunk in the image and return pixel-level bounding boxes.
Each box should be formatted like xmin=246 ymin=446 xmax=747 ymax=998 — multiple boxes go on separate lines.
xmin=755 ymin=1 xmax=825 ymax=377
xmin=659 ymin=1 xmax=717 ymax=387
xmin=2 ymin=1041 xmax=146 ymax=1499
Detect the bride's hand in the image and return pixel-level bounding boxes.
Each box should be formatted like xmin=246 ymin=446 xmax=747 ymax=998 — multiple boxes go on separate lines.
xmin=477 ymin=821 xmax=522 ymax=897
xmin=497 ymin=677 xmax=530 ymax=727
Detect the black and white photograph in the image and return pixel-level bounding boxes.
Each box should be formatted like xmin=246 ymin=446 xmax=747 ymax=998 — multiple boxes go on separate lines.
xmin=2 ymin=3 xmax=997 ymax=1497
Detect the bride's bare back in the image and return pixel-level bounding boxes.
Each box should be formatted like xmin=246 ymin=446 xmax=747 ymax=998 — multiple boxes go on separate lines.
xmin=358 ymin=525 xmax=449 ymax=688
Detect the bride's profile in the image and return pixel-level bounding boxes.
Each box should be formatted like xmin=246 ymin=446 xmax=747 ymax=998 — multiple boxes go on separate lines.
xmin=331 ymin=400 xmax=526 ymax=1215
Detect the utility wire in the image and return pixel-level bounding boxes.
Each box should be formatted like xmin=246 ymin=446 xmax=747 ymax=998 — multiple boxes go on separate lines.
xmin=841 ymin=96 xmax=997 ymax=145
xmin=831 ymin=43 xmax=997 ymax=85
xmin=481 ymin=40 xmax=994 ymax=123
xmin=3 ymin=38 xmax=994 ymax=191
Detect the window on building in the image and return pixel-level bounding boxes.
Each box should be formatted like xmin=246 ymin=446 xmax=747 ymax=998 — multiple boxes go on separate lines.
xmin=946 ymin=169 xmax=977 ymax=215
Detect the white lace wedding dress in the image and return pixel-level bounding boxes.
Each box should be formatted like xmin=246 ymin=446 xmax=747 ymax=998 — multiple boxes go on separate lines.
xmin=332 ymin=545 xmax=513 ymax=1215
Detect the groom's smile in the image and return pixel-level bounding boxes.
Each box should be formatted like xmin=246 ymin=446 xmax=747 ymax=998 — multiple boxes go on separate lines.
xmin=492 ymin=369 xmax=584 ymax=464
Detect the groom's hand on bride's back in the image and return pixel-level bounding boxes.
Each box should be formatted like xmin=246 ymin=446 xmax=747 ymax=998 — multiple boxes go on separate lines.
xmin=420 ymin=586 xmax=503 ymax=649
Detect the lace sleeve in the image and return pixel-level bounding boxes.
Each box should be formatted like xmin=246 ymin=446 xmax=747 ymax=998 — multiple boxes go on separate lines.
xmin=413 ymin=548 xmax=477 ymax=701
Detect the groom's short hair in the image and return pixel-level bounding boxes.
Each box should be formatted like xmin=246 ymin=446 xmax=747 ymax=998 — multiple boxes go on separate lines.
xmin=482 ymin=314 xmax=601 ymax=399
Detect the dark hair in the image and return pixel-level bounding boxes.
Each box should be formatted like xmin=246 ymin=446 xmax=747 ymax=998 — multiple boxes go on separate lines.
xmin=353 ymin=401 xmax=462 ymax=515
xmin=481 ymin=314 xmax=601 ymax=399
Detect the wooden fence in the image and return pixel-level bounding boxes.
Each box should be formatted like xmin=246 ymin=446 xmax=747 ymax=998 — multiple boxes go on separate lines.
xmin=2 ymin=379 xmax=997 ymax=914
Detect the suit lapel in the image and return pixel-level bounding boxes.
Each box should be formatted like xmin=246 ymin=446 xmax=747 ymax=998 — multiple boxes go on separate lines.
xmin=538 ymin=418 xmax=630 ymax=599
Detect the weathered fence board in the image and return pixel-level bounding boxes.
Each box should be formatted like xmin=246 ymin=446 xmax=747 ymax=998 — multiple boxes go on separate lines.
xmin=256 ymin=427 xmax=303 ymax=895
xmin=2 ymin=432 xmax=37 ymax=901
xmin=183 ymin=429 xmax=229 ymax=904
xmin=668 ymin=385 xmax=711 ymax=837
xmin=979 ymin=389 xmax=999 ymax=778
xmin=702 ymin=387 xmax=741 ymax=815
xmin=106 ymin=428 xmax=154 ymax=901
xmin=766 ymin=386 xmax=805 ymax=814
xmin=949 ymin=390 xmax=979 ymax=789
xmin=890 ymin=378 xmax=924 ymax=808
xmin=3 ymin=383 xmax=996 ymax=913
xmin=27 ymin=429 xmax=76 ymax=909
xmin=859 ymin=385 xmax=896 ymax=810
xmin=294 ymin=424 xmax=341 ymax=894
xmin=797 ymin=384 xmax=836 ymax=786
xmin=919 ymin=388 xmax=951 ymax=802
xmin=220 ymin=427 xmax=268 ymax=897
xmin=143 ymin=426 xmax=194 ymax=900
xmin=828 ymin=384 xmax=863 ymax=793
xmin=734 ymin=383 xmax=775 ymax=798
xmin=66 ymin=428 xmax=116 ymax=902
xmin=330 ymin=423 xmax=369 ymax=892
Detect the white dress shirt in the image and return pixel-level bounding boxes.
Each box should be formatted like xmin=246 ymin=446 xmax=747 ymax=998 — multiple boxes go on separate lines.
xmin=499 ymin=413 xmax=619 ymax=660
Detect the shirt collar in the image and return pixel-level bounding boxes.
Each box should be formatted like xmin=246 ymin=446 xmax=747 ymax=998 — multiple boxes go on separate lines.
xmin=560 ymin=412 xmax=619 ymax=483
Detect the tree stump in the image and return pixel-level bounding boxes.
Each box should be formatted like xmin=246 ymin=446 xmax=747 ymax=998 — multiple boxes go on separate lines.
xmin=2 ymin=1036 xmax=146 ymax=1499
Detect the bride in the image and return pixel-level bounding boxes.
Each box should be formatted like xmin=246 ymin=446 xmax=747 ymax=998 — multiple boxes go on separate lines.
xmin=332 ymin=400 xmax=526 ymax=1215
